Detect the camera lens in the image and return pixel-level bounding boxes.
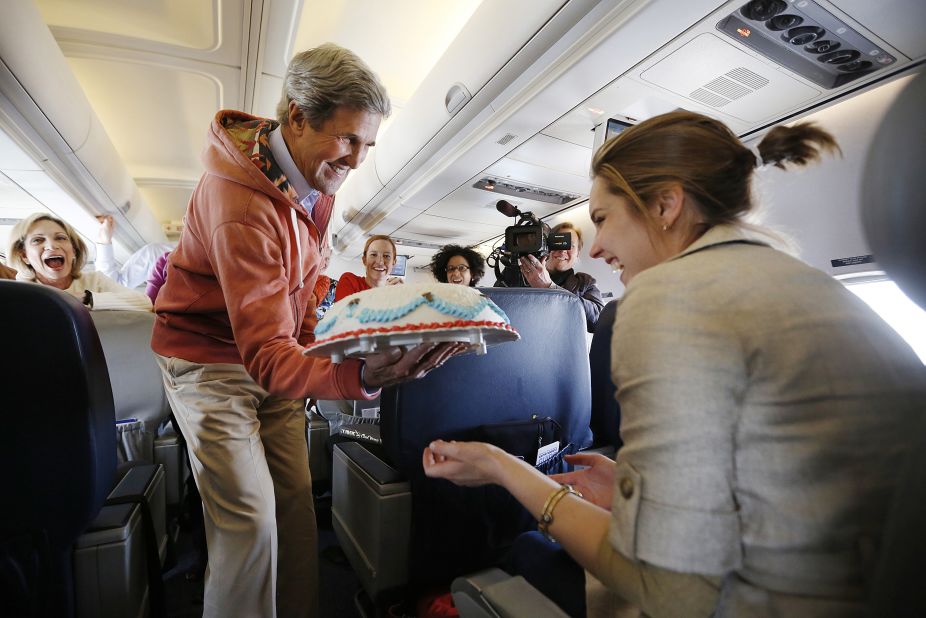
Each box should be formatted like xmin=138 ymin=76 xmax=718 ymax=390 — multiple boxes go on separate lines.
xmin=766 ymin=14 xmax=803 ymax=31
xmin=837 ymin=59 xmax=873 ymax=72
xmin=741 ymin=0 xmax=787 ymax=21
xmin=818 ymin=49 xmax=861 ymax=64
xmin=804 ymin=40 xmax=840 ymax=54
xmin=783 ymin=26 xmax=826 ymax=46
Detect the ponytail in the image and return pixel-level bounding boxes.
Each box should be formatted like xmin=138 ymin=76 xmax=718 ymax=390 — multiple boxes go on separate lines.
xmin=755 ymin=122 xmax=841 ymax=170
xmin=592 ymin=111 xmax=840 ymax=227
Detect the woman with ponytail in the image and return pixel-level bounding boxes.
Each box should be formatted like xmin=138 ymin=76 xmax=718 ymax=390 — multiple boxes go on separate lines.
xmin=421 ymin=111 xmax=926 ymax=616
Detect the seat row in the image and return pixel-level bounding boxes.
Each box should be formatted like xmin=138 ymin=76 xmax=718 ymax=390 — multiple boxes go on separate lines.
xmin=1 ymin=281 xmax=185 ymax=617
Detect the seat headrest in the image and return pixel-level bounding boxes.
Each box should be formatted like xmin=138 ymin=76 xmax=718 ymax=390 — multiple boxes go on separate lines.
xmin=862 ymin=70 xmax=926 ymax=309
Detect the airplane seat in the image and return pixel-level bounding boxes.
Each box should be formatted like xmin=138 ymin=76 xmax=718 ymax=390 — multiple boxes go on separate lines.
xmin=0 ymin=281 xmax=166 ymax=617
xmin=90 ymin=310 xmax=188 ymax=507
xmin=331 ymin=287 xmax=592 ymax=606
xmin=588 ymin=299 xmax=621 ymax=453
xmin=860 ymin=68 xmax=926 ymax=616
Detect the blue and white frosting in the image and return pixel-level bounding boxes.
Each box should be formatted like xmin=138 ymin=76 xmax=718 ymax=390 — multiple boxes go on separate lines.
xmin=314 ymin=282 xmax=510 ymax=337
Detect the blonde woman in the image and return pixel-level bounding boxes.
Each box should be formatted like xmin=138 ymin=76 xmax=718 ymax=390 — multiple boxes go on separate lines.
xmin=6 ymin=213 xmax=151 ymax=311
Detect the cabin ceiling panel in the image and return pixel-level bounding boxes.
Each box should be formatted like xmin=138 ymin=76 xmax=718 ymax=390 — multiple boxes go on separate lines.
xmin=562 ymin=0 xmax=925 ymax=148
xmin=66 ymin=56 xmax=228 ymax=181
xmin=36 ymin=0 xmax=232 ymax=57
xmin=425 ymin=190 xmax=517 ymax=228
xmin=388 ymin=0 xmax=723 ymax=228
xmin=395 ymin=213 xmax=504 ymax=245
xmin=548 ymin=81 xmax=685 ymax=146
xmin=541 ymin=111 xmax=597 ymax=149
xmin=290 ymin=0 xmax=481 ymax=108
xmin=503 ymin=133 xmax=593 ymax=181
xmin=389 ymin=229 xmax=495 ymax=248
xmin=367 ymin=206 xmax=423 ymax=238
xmin=61 ymin=44 xmax=242 ymax=108
xmin=137 ymin=182 xmax=196 ymax=225
xmin=639 ymin=34 xmax=821 ymax=124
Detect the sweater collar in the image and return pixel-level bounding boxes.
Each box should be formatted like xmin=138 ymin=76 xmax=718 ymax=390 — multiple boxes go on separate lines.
xmin=269 ymin=125 xmax=320 ymax=214
xmin=668 ymin=224 xmax=770 ymax=264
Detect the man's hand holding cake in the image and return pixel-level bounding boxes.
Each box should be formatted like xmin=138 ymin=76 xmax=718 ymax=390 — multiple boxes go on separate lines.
xmin=362 ymin=341 xmax=467 ymax=389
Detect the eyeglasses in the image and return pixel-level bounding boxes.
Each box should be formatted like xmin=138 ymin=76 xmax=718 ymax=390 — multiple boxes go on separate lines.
xmin=445 ymin=265 xmax=470 ymax=274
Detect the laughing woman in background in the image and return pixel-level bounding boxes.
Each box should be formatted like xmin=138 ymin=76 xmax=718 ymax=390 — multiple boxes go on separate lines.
xmin=334 ymin=233 xmax=402 ymax=301
xmin=6 ymin=213 xmax=152 ymax=311
xmin=422 ymin=111 xmax=926 ymax=616
xmin=429 ymin=244 xmax=486 ymax=287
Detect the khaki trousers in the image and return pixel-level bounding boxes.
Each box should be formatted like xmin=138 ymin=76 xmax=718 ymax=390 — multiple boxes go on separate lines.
xmin=156 ymin=354 xmax=317 ymax=618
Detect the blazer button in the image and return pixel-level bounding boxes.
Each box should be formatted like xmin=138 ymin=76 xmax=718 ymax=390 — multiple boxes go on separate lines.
xmin=619 ymin=477 xmax=634 ymax=499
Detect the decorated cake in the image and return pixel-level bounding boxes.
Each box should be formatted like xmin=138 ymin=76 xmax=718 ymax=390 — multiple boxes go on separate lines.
xmin=303 ymin=282 xmax=519 ymax=362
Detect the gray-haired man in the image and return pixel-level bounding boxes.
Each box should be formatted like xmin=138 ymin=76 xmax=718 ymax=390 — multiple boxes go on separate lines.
xmin=152 ymin=44 xmax=459 ymax=617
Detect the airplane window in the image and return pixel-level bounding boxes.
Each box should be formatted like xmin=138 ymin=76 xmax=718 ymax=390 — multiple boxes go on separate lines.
xmin=844 ymin=278 xmax=926 ymax=363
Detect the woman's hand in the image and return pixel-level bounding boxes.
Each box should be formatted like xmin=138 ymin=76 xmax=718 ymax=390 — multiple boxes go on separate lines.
xmin=362 ymin=342 xmax=465 ymax=388
xmin=386 ymin=276 xmax=404 ymax=286
xmin=550 ymin=453 xmax=616 ymax=510
xmin=422 ymin=439 xmax=511 ymax=487
xmin=96 ymin=215 xmax=114 ymax=244
xmin=518 ymin=254 xmax=554 ymax=288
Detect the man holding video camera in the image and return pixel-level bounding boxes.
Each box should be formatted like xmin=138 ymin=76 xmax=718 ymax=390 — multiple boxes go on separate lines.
xmin=511 ymin=221 xmax=604 ymax=332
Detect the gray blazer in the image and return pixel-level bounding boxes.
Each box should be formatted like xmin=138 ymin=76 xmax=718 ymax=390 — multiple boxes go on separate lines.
xmin=605 ymin=225 xmax=925 ymax=614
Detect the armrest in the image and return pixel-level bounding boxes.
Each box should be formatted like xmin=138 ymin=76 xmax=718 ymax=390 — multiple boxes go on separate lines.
xmin=452 ymin=568 xmax=570 ymax=618
xmin=110 ymin=463 xmax=161 ymax=498
xmin=335 ymin=441 xmax=405 ymax=486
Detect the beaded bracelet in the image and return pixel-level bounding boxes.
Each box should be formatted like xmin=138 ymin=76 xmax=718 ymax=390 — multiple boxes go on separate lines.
xmin=538 ymin=484 xmax=582 ymax=541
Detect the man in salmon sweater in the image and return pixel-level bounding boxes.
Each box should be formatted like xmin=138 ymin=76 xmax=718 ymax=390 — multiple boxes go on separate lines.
xmin=151 ymin=44 xmax=458 ymax=617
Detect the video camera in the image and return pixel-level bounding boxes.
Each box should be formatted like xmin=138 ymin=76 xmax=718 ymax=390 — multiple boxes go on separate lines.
xmin=488 ymin=200 xmax=571 ymax=286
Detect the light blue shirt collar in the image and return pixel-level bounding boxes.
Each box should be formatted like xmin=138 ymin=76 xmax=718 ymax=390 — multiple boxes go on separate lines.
xmin=269 ymin=125 xmax=320 ymax=214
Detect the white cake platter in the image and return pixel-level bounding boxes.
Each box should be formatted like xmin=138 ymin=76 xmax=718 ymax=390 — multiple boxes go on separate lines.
xmin=303 ymin=324 xmax=519 ymax=363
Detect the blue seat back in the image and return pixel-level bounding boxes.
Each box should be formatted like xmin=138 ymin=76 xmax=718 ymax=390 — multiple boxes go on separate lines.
xmin=381 ymin=287 xmax=592 ymax=465
xmin=0 ymin=281 xmax=116 ymax=615
xmin=379 ymin=287 xmax=592 ymax=585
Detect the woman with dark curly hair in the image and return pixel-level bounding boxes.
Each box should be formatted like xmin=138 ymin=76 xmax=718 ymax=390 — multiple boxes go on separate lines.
xmin=429 ymin=244 xmax=485 ymax=287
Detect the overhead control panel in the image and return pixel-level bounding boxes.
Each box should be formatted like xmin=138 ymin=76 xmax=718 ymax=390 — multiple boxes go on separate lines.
xmin=718 ymin=0 xmax=899 ymax=89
